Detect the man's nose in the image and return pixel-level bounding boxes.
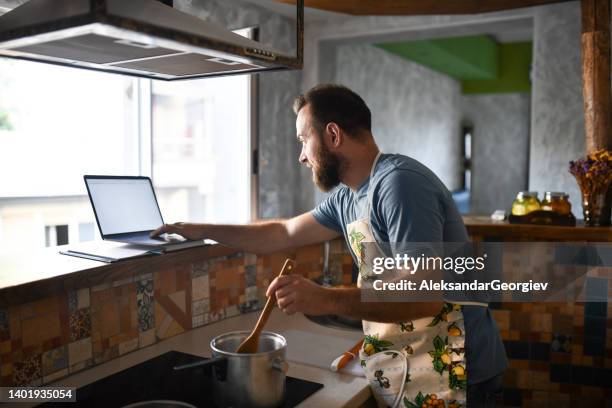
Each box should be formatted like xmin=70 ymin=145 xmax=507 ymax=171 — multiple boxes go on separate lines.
xmin=298 ymin=147 xmax=308 ymax=164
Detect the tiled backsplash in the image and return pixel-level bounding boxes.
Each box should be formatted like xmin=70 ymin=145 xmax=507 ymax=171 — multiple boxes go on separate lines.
xmin=1 ymin=238 xmax=611 ymax=408
xmin=0 ymin=241 xmax=353 ymax=386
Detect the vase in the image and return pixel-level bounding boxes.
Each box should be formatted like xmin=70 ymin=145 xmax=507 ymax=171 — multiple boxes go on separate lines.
xmin=580 ymin=186 xmax=612 ymax=226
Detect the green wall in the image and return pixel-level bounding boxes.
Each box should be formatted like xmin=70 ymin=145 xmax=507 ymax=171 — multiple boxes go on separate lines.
xmin=377 ymin=36 xmax=532 ymax=94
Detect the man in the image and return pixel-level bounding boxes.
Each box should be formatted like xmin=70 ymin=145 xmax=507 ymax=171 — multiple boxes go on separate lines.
xmin=152 ymin=84 xmax=507 ymax=407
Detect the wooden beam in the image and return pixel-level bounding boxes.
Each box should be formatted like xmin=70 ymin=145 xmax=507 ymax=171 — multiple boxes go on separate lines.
xmin=276 ymin=0 xmax=573 ymax=15
xmin=581 ymin=0 xmax=612 ymax=153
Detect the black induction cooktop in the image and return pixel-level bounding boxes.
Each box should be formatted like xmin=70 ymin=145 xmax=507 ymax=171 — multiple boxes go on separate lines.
xmin=41 ymin=351 xmax=323 ymax=408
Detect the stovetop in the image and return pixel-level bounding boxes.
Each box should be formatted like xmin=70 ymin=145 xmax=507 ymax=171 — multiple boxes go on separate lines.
xmin=41 ymin=351 xmax=323 ymax=407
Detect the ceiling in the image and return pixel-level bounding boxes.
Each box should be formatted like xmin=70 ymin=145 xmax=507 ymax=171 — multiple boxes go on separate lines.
xmin=274 ymin=0 xmax=574 ymax=15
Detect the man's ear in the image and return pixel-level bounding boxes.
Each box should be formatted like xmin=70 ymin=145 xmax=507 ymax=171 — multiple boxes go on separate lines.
xmin=325 ymin=122 xmax=342 ymax=149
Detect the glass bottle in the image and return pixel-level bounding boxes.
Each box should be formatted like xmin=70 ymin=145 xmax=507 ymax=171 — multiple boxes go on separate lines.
xmin=541 ymin=192 xmax=571 ymax=215
xmin=511 ymin=191 xmax=541 ymax=216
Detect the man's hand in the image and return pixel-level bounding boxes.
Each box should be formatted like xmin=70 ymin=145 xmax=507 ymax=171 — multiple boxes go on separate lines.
xmin=266 ymin=275 xmax=333 ymax=316
xmin=150 ymin=222 xmax=203 ymax=240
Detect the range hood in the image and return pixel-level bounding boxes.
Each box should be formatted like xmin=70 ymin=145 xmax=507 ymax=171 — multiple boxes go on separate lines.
xmin=0 ymin=0 xmax=303 ymax=80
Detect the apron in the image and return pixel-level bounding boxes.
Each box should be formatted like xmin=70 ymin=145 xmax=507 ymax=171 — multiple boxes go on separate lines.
xmin=347 ymin=152 xmax=480 ymax=408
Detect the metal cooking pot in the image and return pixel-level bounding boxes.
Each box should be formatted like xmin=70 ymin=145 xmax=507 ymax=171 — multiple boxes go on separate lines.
xmin=175 ymin=331 xmax=288 ymax=408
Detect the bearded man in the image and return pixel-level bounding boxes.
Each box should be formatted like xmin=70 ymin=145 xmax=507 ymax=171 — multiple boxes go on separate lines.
xmin=153 ymin=84 xmax=507 ymax=407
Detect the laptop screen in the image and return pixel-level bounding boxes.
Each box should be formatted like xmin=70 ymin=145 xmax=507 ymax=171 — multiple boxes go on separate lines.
xmin=84 ymin=176 xmax=164 ymax=236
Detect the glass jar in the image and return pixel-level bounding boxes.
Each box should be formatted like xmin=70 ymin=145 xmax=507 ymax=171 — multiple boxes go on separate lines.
xmin=511 ymin=191 xmax=541 ymax=216
xmin=541 ymin=192 xmax=571 ymax=215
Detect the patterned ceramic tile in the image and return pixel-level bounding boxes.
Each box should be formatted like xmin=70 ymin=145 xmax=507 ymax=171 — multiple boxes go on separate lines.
xmin=192 ymin=315 xmax=205 ymax=328
xmin=68 ymin=337 xmax=92 ymax=367
xmin=192 ymin=260 xmax=211 ymax=278
xmin=67 ymin=291 xmax=78 ymax=314
xmin=0 ymin=240 xmax=609 ymax=392
xmin=0 ymin=340 xmax=10 ymax=357
xmin=69 ymin=309 xmax=91 ymax=342
xmin=139 ymin=272 xmax=153 ymax=281
xmin=41 ymin=346 xmax=68 ymax=376
xmin=93 ymin=345 xmax=118 ymax=365
xmin=245 ymin=265 xmax=257 ymax=287
xmin=68 ymin=358 xmax=94 ymax=374
xmin=138 ymin=328 xmax=155 ymax=348
xmin=0 ymin=310 xmax=9 ymax=342
xmin=43 ymin=367 xmax=68 ymax=384
xmin=214 ymin=267 xmax=241 ymax=290
xmin=13 ymin=353 xmax=41 ymax=386
xmin=244 ymin=286 xmax=258 ymax=302
xmin=137 ymin=279 xmax=155 ymax=332
xmin=118 ymin=338 xmax=138 ymax=356
xmin=238 ymin=300 xmax=260 ymax=314
xmin=192 ymin=275 xmax=210 ymax=301
xmin=244 ymin=253 xmax=257 ymax=266
xmin=492 ymin=310 xmax=510 ymax=331
xmin=155 ymin=302 xmax=171 ymax=339
xmin=207 ymin=309 xmax=226 ymax=324
xmin=91 ymin=282 xmax=112 ymax=293
xmin=192 ymin=299 xmax=210 ymax=316
xmin=156 ymin=294 xmax=189 ymax=332
xmin=156 ymin=269 xmax=177 ymax=297
xmin=21 ymin=314 xmax=60 ymax=349
xmin=164 ymin=321 xmax=185 ymax=339
xmin=112 ymin=277 xmax=133 ymax=288
xmin=167 ymin=291 xmax=187 ymax=314
xmin=225 ymin=305 xmax=240 ymax=318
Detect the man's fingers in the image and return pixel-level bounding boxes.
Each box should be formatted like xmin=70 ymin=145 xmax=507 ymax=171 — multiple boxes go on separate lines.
xmin=150 ymin=224 xmax=167 ymax=237
xmin=276 ymin=294 xmax=295 ymax=310
xmin=278 ymin=294 xmax=297 ymax=315
xmin=282 ymin=305 xmax=297 ymax=315
xmin=275 ymin=282 xmax=299 ymax=299
xmin=266 ymin=275 xmax=297 ymax=297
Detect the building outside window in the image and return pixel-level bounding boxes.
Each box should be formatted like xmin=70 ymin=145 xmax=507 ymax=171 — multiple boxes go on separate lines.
xmin=151 ymin=73 xmax=252 ymax=226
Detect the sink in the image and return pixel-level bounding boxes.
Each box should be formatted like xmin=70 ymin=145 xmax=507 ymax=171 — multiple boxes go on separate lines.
xmin=307 ymin=268 xmax=362 ymax=332
xmin=305 ymin=314 xmax=362 ymax=332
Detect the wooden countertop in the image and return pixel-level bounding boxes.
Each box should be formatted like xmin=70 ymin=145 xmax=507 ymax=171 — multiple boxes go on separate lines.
xmin=0 ymin=242 xmax=239 ymax=308
xmin=463 ymin=215 xmax=612 ymax=241
xmin=3 ymin=214 xmax=611 ymax=305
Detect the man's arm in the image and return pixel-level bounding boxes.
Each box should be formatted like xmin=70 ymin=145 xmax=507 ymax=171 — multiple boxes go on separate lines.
xmin=267 ymin=275 xmax=441 ymax=322
xmin=150 ymin=212 xmax=340 ymax=254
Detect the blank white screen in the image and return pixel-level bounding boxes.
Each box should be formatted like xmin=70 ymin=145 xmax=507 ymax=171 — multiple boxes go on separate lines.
xmin=86 ymin=178 xmax=163 ymax=235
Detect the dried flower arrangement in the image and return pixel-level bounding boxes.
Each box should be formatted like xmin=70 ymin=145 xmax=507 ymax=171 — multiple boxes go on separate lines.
xmin=569 ymin=149 xmax=612 ymax=226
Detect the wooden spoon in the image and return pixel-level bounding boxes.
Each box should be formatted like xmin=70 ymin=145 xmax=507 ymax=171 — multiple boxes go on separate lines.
xmin=236 ymin=258 xmax=295 ymax=353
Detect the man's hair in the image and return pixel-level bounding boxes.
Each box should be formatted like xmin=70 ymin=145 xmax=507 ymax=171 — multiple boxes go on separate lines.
xmin=292 ymin=84 xmax=371 ymax=138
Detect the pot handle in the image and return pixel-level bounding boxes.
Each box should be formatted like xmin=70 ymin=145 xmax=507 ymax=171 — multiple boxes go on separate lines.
xmin=173 ymin=356 xmax=227 ymax=371
xmin=271 ymin=357 xmax=289 ymax=374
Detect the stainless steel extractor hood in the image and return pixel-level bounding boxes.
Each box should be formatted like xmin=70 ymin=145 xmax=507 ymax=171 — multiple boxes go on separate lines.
xmin=0 ymin=0 xmax=303 ymax=80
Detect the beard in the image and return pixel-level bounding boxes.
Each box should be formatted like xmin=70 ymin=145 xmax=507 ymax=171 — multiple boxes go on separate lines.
xmin=312 ymin=143 xmax=343 ymax=192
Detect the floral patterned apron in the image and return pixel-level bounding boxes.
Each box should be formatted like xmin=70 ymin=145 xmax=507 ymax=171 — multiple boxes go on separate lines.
xmin=347 ymin=152 xmax=477 ymax=408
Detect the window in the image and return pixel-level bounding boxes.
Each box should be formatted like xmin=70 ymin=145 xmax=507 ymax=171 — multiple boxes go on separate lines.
xmin=0 ymin=29 xmax=255 ymax=253
xmin=0 ymin=60 xmax=138 ymax=252
xmin=151 ymin=73 xmax=252 ymax=225
xmin=462 ymin=125 xmax=472 ymax=191
xmin=452 ymin=125 xmax=472 ymax=214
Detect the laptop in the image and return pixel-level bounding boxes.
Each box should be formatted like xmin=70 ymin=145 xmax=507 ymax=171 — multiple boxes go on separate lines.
xmin=84 ymin=175 xmax=209 ymax=250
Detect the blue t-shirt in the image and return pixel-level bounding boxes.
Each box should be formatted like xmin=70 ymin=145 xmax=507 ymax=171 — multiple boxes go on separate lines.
xmin=311 ymin=153 xmax=508 ymax=385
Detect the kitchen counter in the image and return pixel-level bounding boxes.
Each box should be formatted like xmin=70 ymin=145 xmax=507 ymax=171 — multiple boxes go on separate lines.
xmin=463 ymin=215 xmax=612 ymax=241
xmin=0 ymin=243 xmax=239 ymax=306
xmin=6 ymin=309 xmax=370 ymax=408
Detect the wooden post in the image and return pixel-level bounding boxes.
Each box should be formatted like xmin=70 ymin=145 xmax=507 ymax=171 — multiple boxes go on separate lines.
xmin=581 ymin=0 xmax=612 ymax=153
